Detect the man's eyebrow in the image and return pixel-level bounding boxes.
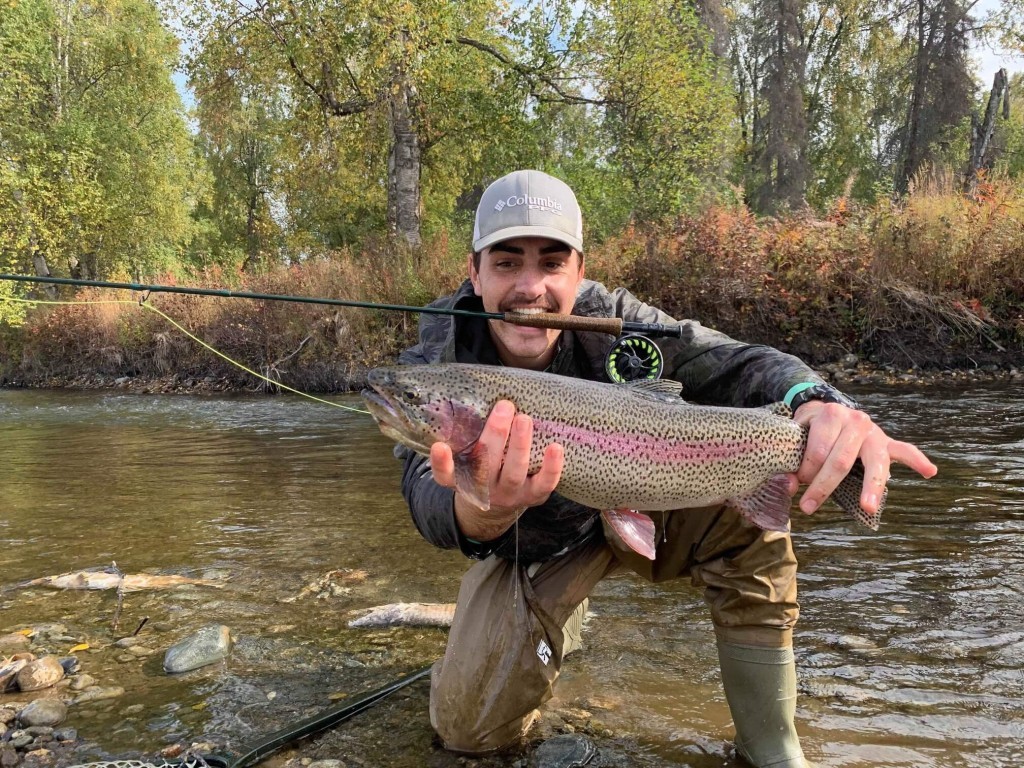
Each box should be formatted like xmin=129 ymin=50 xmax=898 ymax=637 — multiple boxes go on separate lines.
xmin=540 ymin=243 xmax=571 ymax=255
xmin=490 ymin=243 xmax=524 ymax=255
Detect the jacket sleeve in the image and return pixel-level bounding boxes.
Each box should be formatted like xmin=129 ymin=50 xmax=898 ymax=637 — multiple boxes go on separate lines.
xmin=399 ymin=448 xmax=460 ymax=550
xmin=608 ymin=287 xmax=829 ymax=407
xmin=399 ymin=446 xmax=513 ymax=558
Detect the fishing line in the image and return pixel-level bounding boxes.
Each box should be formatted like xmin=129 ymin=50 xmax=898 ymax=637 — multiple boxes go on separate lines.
xmin=0 ymin=295 xmax=368 ymax=414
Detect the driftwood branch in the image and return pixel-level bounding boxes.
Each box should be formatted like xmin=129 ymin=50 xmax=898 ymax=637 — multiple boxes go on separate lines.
xmin=258 ymin=334 xmax=313 ymax=393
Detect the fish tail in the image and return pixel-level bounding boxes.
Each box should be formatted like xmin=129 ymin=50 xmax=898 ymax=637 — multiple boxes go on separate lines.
xmin=829 ymin=460 xmax=884 ymax=530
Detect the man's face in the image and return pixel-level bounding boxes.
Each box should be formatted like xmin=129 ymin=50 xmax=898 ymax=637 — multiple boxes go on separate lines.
xmin=468 ymin=236 xmax=585 ymax=370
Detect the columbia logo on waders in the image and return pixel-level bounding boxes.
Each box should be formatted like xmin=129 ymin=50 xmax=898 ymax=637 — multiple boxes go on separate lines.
xmin=536 ymin=639 xmax=552 ymax=665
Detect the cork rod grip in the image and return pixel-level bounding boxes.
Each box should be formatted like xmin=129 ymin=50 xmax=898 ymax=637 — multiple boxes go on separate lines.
xmin=502 ymin=312 xmax=624 ymax=335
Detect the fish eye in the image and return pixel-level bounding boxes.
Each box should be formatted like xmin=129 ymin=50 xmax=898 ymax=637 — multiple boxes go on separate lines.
xmin=401 ymin=389 xmax=420 ymax=404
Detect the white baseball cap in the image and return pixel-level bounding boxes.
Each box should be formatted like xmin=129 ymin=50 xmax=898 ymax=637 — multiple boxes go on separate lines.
xmin=472 ymin=170 xmax=584 ymax=253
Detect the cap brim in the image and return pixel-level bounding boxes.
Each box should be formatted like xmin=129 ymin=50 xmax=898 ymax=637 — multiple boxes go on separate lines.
xmin=474 ymin=226 xmax=583 ymax=254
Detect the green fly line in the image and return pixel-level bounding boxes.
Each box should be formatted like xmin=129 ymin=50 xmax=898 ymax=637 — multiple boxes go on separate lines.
xmin=0 ymin=295 xmax=369 ymax=415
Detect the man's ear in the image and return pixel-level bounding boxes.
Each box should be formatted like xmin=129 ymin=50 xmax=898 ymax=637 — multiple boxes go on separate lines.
xmin=468 ymin=251 xmax=482 ymax=296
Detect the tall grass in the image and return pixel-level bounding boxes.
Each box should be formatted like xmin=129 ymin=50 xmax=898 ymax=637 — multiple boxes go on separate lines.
xmin=2 ymin=238 xmax=465 ymax=391
xmin=2 ymin=175 xmax=1022 ymax=391
xmin=586 ymin=172 xmax=1024 ymax=368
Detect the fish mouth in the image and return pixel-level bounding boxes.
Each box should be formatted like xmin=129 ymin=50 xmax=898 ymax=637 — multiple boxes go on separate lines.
xmin=360 ymin=378 xmax=439 ymax=455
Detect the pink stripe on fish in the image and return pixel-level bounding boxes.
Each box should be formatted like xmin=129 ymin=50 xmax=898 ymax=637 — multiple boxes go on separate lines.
xmin=534 ymin=418 xmax=769 ymax=464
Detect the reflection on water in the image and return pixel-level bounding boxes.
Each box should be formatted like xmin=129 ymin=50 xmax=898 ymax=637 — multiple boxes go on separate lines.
xmin=1 ymin=384 xmax=1022 ymax=766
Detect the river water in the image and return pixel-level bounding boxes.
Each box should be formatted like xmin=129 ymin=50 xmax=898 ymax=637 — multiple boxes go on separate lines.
xmin=1 ymin=382 xmax=1022 ymax=767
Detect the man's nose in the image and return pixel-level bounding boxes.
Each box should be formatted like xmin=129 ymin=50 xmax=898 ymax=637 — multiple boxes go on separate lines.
xmin=514 ymin=265 xmax=545 ymax=296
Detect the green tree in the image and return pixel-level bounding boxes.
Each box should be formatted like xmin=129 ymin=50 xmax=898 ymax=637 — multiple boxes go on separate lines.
xmin=591 ymin=0 xmax=735 ymax=221
xmin=0 ymin=0 xmax=199 ymax=285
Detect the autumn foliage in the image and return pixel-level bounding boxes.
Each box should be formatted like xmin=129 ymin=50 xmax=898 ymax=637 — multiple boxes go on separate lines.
xmin=3 ymin=177 xmax=1023 ymax=390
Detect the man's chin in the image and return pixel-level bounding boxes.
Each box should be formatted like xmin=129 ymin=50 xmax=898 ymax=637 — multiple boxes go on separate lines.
xmin=495 ymin=338 xmax=557 ymax=369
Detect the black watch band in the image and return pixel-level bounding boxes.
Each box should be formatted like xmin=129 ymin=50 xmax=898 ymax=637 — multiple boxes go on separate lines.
xmin=787 ymin=382 xmax=859 ymax=412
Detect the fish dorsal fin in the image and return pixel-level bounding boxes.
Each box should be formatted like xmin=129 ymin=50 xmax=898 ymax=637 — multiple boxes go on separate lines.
xmin=623 ymin=378 xmax=685 ymax=401
xmin=765 ymin=402 xmax=792 ymax=418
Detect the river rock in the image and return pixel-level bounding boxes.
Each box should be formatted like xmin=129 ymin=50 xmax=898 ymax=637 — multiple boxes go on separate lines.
xmin=0 ymin=634 xmax=30 ymax=652
xmin=73 ymin=686 xmax=125 ymax=704
xmin=17 ymin=701 xmax=66 ymax=728
xmin=52 ymin=728 xmax=77 ymax=742
xmin=0 ymin=659 xmax=29 ymax=692
xmin=9 ymin=733 xmax=33 ymax=750
xmin=163 ymin=625 xmax=231 ymax=674
xmin=530 ymin=734 xmax=597 ymax=768
xmin=69 ymin=674 xmax=96 ymax=692
xmin=0 ymin=745 xmax=17 ymax=768
xmin=15 ymin=657 xmax=64 ymax=692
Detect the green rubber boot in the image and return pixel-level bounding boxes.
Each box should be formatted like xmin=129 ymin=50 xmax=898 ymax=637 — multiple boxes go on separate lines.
xmin=717 ymin=641 xmax=808 ymax=768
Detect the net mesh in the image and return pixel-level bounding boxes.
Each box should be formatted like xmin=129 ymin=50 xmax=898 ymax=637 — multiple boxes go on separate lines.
xmin=66 ymin=758 xmax=217 ymax=768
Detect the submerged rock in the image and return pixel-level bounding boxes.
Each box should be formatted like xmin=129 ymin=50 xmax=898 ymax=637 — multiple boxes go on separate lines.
xmin=531 ymin=734 xmax=597 ymax=768
xmin=17 ymin=701 xmax=67 ymax=728
xmin=163 ymin=625 xmax=231 ymax=674
xmin=72 ymin=686 xmax=125 ymax=704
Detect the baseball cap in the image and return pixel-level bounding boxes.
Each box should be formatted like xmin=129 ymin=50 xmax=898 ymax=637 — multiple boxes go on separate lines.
xmin=472 ymin=170 xmax=584 ymax=253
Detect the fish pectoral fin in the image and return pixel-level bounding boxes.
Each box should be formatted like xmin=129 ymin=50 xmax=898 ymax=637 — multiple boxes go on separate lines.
xmin=453 ymin=441 xmax=491 ymax=511
xmin=602 ymin=509 xmax=657 ymax=560
xmin=729 ymin=474 xmax=793 ymax=531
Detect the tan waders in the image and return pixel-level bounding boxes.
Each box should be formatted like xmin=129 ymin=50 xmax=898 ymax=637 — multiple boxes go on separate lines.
xmin=431 ymin=506 xmax=806 ymax=765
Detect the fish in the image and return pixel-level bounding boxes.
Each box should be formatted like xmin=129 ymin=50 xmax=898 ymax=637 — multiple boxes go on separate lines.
xmin=362 ymin=363 xmax=884 ymax=560
xmin=14 ymin=571 xmax=225 ymax=592
xmin=348 ymin=602 xmax=457 ymax=628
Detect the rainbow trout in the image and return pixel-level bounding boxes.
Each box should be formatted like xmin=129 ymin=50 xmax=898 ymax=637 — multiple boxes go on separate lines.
xmin=362 ymin=363 xmax=882 ymax=559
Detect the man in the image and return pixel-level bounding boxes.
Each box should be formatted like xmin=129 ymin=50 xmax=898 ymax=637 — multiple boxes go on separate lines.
xmin=396 ymin=169 xmax=936 ymax=767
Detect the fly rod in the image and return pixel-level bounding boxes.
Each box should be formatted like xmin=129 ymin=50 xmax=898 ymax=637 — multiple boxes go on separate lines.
xmin=0 ymin=273 xmax=684 ymax=339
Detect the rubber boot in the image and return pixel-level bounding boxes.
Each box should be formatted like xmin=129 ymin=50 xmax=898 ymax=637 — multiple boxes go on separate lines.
xmin=716 ymin=641 xmax=808 ymax=768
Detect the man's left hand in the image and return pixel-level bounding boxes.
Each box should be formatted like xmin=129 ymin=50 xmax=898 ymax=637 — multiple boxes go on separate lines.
xmin=791 ymin=401 xmax=938 ymax=515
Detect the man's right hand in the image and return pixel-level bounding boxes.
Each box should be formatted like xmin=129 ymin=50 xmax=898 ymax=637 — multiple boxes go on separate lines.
xmin=429 ymin=399 xmax=564 ymax=542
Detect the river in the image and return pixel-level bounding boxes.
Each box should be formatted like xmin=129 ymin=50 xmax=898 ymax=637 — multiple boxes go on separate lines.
xmin=1 ymin=382 xmax=1022 ymax=767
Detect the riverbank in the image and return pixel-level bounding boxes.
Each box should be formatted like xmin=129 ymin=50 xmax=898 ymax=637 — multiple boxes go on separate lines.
xmin=2 ymin=185 xmax=1023 ymax=386
xmin=3 ymin=355 xmax=1021 ymax=396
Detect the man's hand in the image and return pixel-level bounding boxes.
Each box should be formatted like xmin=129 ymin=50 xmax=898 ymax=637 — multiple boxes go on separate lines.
xmin=430 ymin=400 xmax=564 ymax=542
xmin=791 ymin=401 xmax=938 ymax=515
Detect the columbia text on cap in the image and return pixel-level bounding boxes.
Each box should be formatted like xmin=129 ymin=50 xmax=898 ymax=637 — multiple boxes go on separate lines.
xmin=472 ymin=170 xmax=584 ymax=253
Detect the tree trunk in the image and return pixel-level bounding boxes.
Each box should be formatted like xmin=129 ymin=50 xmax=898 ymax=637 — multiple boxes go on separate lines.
xmin=31 ymin=251 xmax=58 ymax=299
xmin=966 ymin=68 xmax=1008 ymax=189
xmin=387 ymin=75 xmax=422 ymax=250
xmin=242 ymin=191 xmax=260 ymax=272
xmin=753 ymin=0 xmax=808 ymax=211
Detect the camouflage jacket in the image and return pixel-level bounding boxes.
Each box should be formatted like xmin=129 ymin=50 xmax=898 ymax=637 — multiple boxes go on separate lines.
xmin=397 ymin=278 xmax=829 ymax=563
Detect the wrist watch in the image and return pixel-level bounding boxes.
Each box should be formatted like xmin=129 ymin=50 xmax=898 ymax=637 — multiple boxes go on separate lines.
xmin=786 ymin=382 xmax=859 ymax=412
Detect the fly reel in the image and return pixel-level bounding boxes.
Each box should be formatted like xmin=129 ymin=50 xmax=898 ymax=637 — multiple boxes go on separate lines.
xmin=605 ymin=334 xmax=664 ymax=383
